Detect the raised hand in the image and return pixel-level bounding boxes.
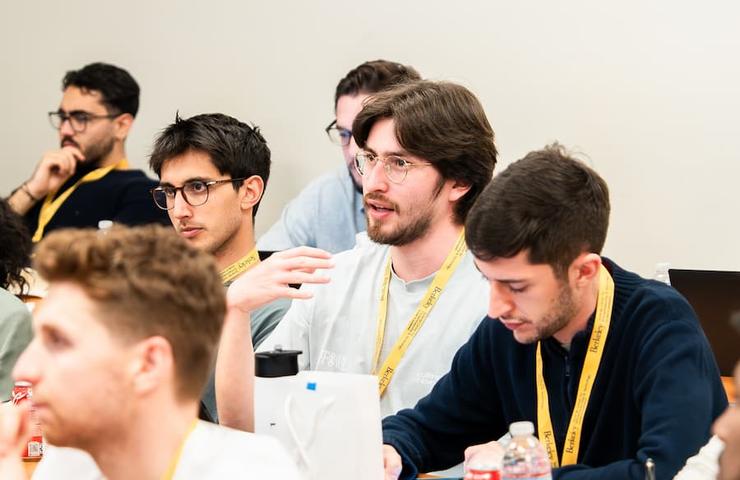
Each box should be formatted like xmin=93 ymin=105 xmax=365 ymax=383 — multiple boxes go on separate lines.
xmin=26 ymin=146 xmax=85 ymax=198
xmin=226 ymin=246 xmax=334 ymax=314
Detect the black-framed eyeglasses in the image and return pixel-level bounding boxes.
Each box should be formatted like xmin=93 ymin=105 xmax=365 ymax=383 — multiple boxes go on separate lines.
xmin=354 ymin=151 xmax=431 ymax=184
xmin=48 ymin=110 xmax=119 ymax=133
xmin=150 ymin=178 xmax=247 ymax=210
xmin=325 ymin=120 xmax=353 ymax=147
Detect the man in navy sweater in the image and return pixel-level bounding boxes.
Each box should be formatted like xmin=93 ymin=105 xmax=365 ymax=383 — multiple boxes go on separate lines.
xmin=382 ymin=144 xmax=728 ymax=480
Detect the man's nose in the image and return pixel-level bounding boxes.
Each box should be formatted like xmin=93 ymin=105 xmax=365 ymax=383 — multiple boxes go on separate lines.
xmin=59 ymin=117 xmax=76 ymax=137
xmin=12 ymin=338 xmax=40 ymax=387
xmin=488 ymin=282 xmax=514 ymax=319
xmin=171 ymin=191 xmax=192 ymax=219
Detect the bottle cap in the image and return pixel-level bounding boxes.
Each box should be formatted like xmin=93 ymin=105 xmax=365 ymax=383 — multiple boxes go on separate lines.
xmin=509 ymin=421 xmax=535 ymax=436
xmin=255 ymin=346 xmax=303 ymax=377
xmin=98 ymin=220 xmax=113 ymax=230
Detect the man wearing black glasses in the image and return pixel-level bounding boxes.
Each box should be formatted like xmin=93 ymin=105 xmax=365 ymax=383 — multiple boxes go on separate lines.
xmin=5 ymin=62 xmax=168 ymax=241
xmin=149 ymin=112 xmax=332 ymax=426
xmin=257 ymin=59 xmax=420 ymax=254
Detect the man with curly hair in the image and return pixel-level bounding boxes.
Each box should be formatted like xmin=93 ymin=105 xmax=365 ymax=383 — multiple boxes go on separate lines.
xmin=0 ymin=225 xmax=301 ymax=479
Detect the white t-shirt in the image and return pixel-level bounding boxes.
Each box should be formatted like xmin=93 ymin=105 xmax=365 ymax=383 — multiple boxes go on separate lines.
xmin=673 ymin=435 xmax=725 ymax=480
xmin=32 ymin=420 xmax=303 ymax=479
xmin=260 ymin=233 xmax=488 ymax=417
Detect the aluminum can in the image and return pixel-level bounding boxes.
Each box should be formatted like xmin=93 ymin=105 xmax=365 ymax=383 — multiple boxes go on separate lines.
xmin=11 ymin=381 xmax=44 ymax=459
xmin=465 ymin=466 xmax=501 ymax=480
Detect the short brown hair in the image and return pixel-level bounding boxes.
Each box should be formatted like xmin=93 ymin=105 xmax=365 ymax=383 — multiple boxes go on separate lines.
xmin=334 ymin=60 xmax=421 ymax=107
xmin=33 ymin=225 xmax=226 ymax=399
xmin=465 ymin=144 xmax=610 ymax=276
xmin=353 ymin=80 xmax=498 ymax=224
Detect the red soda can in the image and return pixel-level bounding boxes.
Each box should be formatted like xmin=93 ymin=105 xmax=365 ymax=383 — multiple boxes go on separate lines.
xmin=465 ymin=466 xmax=501 ymax=480
xmin=11 ymin=381 xmax=44 ymax=459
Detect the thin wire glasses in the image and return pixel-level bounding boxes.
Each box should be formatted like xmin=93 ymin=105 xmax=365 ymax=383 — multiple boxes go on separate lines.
xmin=325 ymin=120 xmax=352 ymax=147
xmin=150 ymin=178 xmax=247 ymax=210
xmin=354 ymin=151 xmax=432 ymax=184
xmin=48 ymin=110 xmax=119 ymax=133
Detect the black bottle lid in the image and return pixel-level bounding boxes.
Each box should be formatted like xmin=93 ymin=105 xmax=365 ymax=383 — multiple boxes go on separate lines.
xmin=255 ymin=345 xmax=303 ymax=378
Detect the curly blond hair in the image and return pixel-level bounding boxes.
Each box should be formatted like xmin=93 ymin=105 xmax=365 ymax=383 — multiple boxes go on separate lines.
xmin=34 ymin=224 xmax=226 ymax=399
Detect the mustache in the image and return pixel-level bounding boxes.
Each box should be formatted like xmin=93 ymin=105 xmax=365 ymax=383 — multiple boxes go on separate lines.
xmin=60 ymin=137 xmax=80 ymax=149
xmin=363 ymin=192 xmax=399 ymax=210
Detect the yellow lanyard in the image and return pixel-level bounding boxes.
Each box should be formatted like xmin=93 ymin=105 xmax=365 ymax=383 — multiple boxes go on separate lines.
xmin=160 ymin=419 xmax=198 ymax=480
xmin=536 ymin=264 xmax=615 ymax=468
xmin=32 ymin=158 xmax=129 ymax=242
xmin=220 ymin=247 xmax=260 ymax=284
xmin=372 ymin=229 xmax=467 ymax=397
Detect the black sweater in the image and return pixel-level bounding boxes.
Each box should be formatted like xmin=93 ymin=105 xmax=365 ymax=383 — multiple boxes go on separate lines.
xmin=23 ymin=167 xmax=170 ymax=237
xmin=383 ymin=259 xmax=728 ymax=479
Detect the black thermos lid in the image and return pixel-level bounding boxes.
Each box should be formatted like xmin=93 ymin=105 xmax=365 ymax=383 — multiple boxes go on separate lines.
xmin=255 ymin=346 xmax=303 ymax=378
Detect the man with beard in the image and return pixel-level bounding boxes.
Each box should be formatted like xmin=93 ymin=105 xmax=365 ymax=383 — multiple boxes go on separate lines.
xmin=257 ymin=59 xmax=420 ymax=254
xmin=381 ymin=145 xmax=728 ymax=480
xmin=6 ymin=62 xmax=168 ymax=241
xmin=218 ymin=80 xmax=497 ymax=428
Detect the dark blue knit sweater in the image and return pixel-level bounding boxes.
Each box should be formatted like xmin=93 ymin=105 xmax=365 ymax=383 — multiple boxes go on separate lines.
xmin=382 ymin=259 xmax=728 ymax=480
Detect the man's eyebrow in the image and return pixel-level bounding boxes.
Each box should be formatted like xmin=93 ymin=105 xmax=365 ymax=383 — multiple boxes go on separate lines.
xmin=495 ymin=278 xmax=529 ymax=285
xmin=158 ymin=177 xmax=211 ymax=187
xmin=472 ymin=264 xmax=528 ymax=284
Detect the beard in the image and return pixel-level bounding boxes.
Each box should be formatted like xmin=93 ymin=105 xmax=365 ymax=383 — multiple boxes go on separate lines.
xmin=61 ymin=134 xmax=115 ymax=170
xmin=531 ymin=282 xmax=579 ymax=343
xmin=364 ymin=193 xmax=434 ymax=246
xmin=505 ymin=281 xmax=578 ymax=344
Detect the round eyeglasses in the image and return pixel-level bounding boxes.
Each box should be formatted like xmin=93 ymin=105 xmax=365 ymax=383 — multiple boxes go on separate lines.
xmin=150 ymin=178 xmax=247 ymax=210
xmin=325 ymin=120 xmax=352 ymax=147
xmin=48 ymin=110 xmax=119 ymax=133
xmin=354 ymin=151 xmax=432 ymax=184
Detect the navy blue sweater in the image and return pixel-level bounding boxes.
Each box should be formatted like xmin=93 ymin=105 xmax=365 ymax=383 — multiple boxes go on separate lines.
xmin=383 ymin=259 xmax=728 ymax=480
xmin=23 ymin=167 xmax=170 ymax=237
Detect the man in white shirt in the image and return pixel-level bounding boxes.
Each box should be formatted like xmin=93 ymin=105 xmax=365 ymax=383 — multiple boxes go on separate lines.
xmin=222 ymin=80 xmax=498 ymax=424
xmin=0 ymin=225 xmax=302 ymax=479
xmin=257 ymin=59 xmax=420 ymax=253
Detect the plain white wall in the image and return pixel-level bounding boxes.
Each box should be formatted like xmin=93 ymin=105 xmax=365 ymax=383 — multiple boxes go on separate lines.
xmin=2 ymin=0 xmax=739 ymax=276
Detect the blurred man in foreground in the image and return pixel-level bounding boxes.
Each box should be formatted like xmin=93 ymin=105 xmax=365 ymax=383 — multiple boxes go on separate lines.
xmin=0 ymin=225 xmax=301 ymax=479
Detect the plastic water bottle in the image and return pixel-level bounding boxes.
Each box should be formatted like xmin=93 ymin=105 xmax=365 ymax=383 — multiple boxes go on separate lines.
xmin=501 ymin=421 xmax=552 ymax=480
xmin=653 ymin=262 xmax=671 ymax=285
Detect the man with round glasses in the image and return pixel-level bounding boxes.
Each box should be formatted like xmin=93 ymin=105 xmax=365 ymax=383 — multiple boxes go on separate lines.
xmin=257 ymin=59 xmax=420 ymax=254
xmin=149 ymin=112 xmax=332 ymax=426
xmin=217 ymin=80 xmax=497 ymax=427
xmin=5 ymin=62 xmax=168 ymax=241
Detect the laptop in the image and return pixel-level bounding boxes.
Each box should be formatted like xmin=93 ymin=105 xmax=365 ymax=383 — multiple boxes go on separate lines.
xmin=668 ymin=269 xmax=740 ymax=376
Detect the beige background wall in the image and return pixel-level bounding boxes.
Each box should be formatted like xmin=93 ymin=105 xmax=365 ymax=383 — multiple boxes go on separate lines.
xmin=2 ymin=1 xmax=739 ymax=276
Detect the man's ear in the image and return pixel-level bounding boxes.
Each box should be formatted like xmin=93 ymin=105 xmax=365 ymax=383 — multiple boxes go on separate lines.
xmin=239 ymin=175 xmax=265 ymax=212
xmin=113 ymin=113 xmax=134 ymax=141
xmin=128 ymin=336 xmax=174 ymax=396
xmin=447 ymin=180 xmax=471 ymax=203
xmin=570 ymin=252 xmax=602 ymax=287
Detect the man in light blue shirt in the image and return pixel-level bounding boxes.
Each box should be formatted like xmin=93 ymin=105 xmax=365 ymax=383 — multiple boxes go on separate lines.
xmin=258 ymin=60 xmax=420 ymax=254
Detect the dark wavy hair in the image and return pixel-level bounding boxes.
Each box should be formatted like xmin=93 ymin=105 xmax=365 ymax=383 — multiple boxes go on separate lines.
xmin=149 ymin=113 xmax=271 ymax=219
xmin=62 ymin=62 xmax=140 ymax=117
xmin=334 ymin=60 xmax=421 ymax=107
xmin=0 ymin=199 xmax=32 ymax=292
xmin=465 ymin=144 xmax=610 ymax=278
xmin=353 ymin=80 xmax=497 ymax=224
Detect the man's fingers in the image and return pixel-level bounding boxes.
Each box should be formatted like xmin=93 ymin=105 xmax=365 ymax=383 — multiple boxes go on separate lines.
xmin=273 ymin=246 xmax=333 ymax=260
xmin=62 ymin=145 xmax=85 ymax=162
xmin=382 ymin=445 xmax=402 ymax=480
